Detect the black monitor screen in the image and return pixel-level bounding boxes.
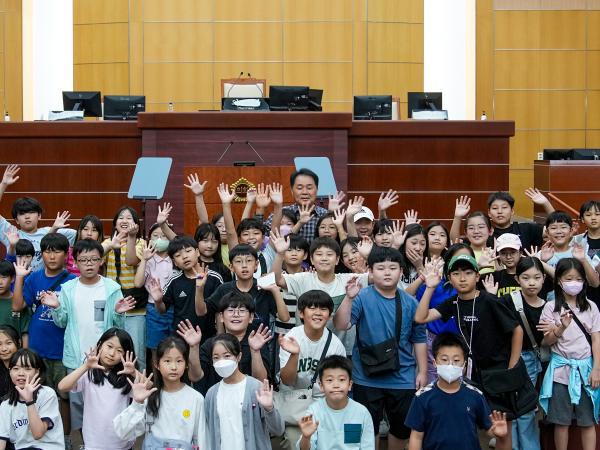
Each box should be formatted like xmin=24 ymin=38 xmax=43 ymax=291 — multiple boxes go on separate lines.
xmin=62 ymin=91 xmax=102 ymax=117
xmin=353 ymin=95 xmax=392 ymax=120
xmin=407 ymin=92 xmax=443 ymax=118
xmin=269 ymin=86 xmax=310 ymax=111
xmin=103 ymin=95 xmax=146 ymax=120
xmin=543 ymin=149 xmax=600 ymax=160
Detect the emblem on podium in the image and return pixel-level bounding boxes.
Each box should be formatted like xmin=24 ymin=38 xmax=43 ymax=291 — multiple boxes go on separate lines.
xmin=230 ymin=177 xmax=255 ymax=202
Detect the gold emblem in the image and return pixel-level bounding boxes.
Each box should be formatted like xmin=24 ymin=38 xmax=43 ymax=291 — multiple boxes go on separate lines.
xmin=230 ymin=177 xmax=255 ymax=203
xmin=182 ymin=409 xmax=191 ymax=418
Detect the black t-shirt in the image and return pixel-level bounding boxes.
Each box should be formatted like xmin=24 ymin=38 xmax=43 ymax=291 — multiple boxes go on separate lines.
xmin=499 ymin=294 xmax=545 ymax=351
xmin=162 ymin=269 xmax=224 ymax=342
xmin=492 ymin=269 xmax=553 ymax=300
xmin=586 ymin=236 xmax=600 ymax=307
xmin=207 ymin=260 xmax=233 ymax=283
xmin=436 ymin=291 xmax=519 ymax=373
xmin=206 ymin=279 xmax=276 ymax=330
xmin=490 ymin=222 xmax=544 ymax=251
xmin=195 ymin=331 xmax=270 ymax=396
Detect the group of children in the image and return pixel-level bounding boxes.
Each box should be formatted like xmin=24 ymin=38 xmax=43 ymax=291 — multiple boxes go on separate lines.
xmin=0 ymin=163 xmax=599 ymax=450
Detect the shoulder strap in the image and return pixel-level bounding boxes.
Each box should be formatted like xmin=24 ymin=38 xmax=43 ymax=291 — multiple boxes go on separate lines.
xmin=309 ymin=329 xmax=332 ymax=389
xmin=510 ymin=291 xmax=541 ymax=357
xmin=48 ymin=270 xmax=70 ymax=293
xmin=114 ymin=246 xmax=122 ymax=284
xmin=563 ymin=303 xmax=593 ymax=347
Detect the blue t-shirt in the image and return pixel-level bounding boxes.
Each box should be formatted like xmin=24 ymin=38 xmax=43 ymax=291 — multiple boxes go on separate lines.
xmin=23 ymin=269 xmax=76 ymax=360
xmin=405 ymin=381 xmax=492 ymax=450
xmin=416 ymin=280 xmax=459 ymax=336
xmin=350 ymin=286 xmax=427 ymax=389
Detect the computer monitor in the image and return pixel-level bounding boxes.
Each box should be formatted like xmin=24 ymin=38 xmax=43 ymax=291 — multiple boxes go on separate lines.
xmin=353 ymin=95 xmax=392 ymax=120
xmin=269 ymin=86 xmax=310 ymax=111
xmin=308 ymin=89 xmax=323 ymax=111
xmin=407 ymin=92 xmax=443 ymax=118
xmin=62 ymin=91 xmax=102 ymax=117
xmin=543 ymin=149 xmax=600 ymax=160
xmin=103 ymin=95 xmax=146 ymax=120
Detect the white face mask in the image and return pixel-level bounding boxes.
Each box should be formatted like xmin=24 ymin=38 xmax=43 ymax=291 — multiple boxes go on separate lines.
xmin=436 ymin=364 xmax=464 ymax=383
xmin=213 ymin=359 xmax=238 ymax=378
xmin=561 ymin=280 xmax=584 ymax=296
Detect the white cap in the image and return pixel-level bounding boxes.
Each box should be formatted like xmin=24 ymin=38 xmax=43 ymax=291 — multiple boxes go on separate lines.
xmin=354 ymin=206 xmax=375 ymax=222
xmin=496 ymin=233 xmax=522 ymax=251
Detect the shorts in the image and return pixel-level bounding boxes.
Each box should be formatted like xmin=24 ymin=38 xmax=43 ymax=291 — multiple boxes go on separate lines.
xmin=66 ymin=368 xmax=84 ymax=430
xmin=546 ymin=382 xmax=595 ymax=427
xmin=352 ymin=384 xmax=415 ymax=440
xmin=42 ymin=358 xmax=68 ymax=400
xmin=146 ymin=302 xmax=173 ymax=349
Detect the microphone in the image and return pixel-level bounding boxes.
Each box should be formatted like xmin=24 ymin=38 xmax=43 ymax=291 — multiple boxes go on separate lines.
xmin=247 ymin=73 xmax=264 ymax=98
xmin=225 ymin=72 xmax=245 ymax=98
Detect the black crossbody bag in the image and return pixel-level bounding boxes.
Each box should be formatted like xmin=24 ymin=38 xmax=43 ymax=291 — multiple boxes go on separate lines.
xmin=356 ymin=291 xmax=402 ymax=377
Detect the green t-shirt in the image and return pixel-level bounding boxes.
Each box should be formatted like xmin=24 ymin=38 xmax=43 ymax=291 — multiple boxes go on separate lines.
xmin=0 ymin=297 xmax=31 ymax=336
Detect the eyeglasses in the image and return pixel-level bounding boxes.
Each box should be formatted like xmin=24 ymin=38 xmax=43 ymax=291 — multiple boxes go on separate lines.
xmin=224 ymin=307 xmax=250 ymax=316
xmin=76 ymin=257 xmax=102 ymax=265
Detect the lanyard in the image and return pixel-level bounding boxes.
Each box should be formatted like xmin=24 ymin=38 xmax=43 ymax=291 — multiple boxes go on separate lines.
xmin=456 ymin=296 xmax=476 ymax=356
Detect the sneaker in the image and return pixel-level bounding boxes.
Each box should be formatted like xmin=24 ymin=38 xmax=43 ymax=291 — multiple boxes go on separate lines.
xmin=379 ymin=418 xmax=389 ymax=438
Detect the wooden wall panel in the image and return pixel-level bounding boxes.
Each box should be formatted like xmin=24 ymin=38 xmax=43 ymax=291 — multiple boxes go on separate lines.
xmin=478 ymin=1 xmax=600 ymax=219
xmin=73 ymin=23 xmax=129 ymax=64
xmin=1 ymin=0 xmax=21 ymax=121
xmin=74 ymin=0 xmax=424 ymax=113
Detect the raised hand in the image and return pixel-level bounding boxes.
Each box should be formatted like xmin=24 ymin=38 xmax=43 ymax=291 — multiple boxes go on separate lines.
xmin=4 ymin=229 xmax=19 ymax=247
xmin=422 ymin=258 xmax=443 ymax=288
xmin=390 ymin=220 xmax=407 ymax=249
xmin=148 ymin=277 xmax=162 ymax=299
xmin=269 ymin=183 xmax=283 ymax=205
xmin=328 ymin=191 xmax=346 ymax=212
xmin=111 ymin=230 xmax=128 ymax=249
xmin=84 ymin=347 xmax=106 ymax=371
xmin=298 ymin=204 xmax=314 ymax=225
xmin=246 ymin=187 xmax=257 ymax=204
xmin=117 ymin=351 xmax=137 ymax=375
xmin=126 ymin=223 xmax=139 ymax=237
xmin=193 ymin=263 xmax=208 ymax=289
xmin=217 ymin=183 xmax=236 ymax=205
xmin=278 ymin=334 xmax=301 ymax=354
xmin=525 ymin=187 xmax=549 ymax=205
xmin=540 ymin=241 xmax=554 ymax=262
xmin=184 ymin=173 xmax=207 ymax=196
xmin=345 ymin=196 xmax=365 ymax=218
xmin=142 ymin=241 xmax=157 ymax=261
xmin=378 ymin=189 xmax=399 ymax=212
xmin=270 ymin=229 xmax=290 ymax=254
xmin=128 ymin=371 xmax=157 ymax=404
xmin=572 ymin=243 xmax=586 ymax=261
xmin=524 ymin=245 xmax=538 ymax=258
xmin=482 ymin=274 xmax=499 ymax=296
xmin=52 ymin=211 xmax=71 ymax=230
xmin=248 ymin=324 xmax=273 ymax=352
xmin=332 ymin=208 xmax=346 ymax=227
xmin=255 ymin=378 xmax=274 ymax=411
xmin=13 ymin=258 xmax=32 ymax=278
xmin=115 ymin=296 xmax=136 ymax=313
xmin=454 ymin=196 xmax=471 ymax=218
xmin=298 ymin=414 xmax=319 ymax=438
xmin=40 ymin=291 xmax=60 ymax=308
xmin=176 ymin=319 xmax=202 ymax=348
xmin=255 ymin=183 xmax=271 ymax=209
xmin=156 ymin=202 xmax=172 ymax=225
xmin=489 ymin=411 xmax=508 ymax=438
xmin=404 ymin=209 xmax=421 ymax=225
xmin=16 ymin=373 xmax=40 ymax=403
xmin=1 ymin=164 xmax=20 ymax=186
xmin=357 ymin=236 xmax=373 ymax=259
xmin=345 ymin=276 xmax=362 ymax=299
xmin=477 ymin=247 xmax=498 ymax=268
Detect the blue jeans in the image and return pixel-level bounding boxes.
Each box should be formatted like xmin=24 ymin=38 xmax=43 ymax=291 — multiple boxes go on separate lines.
xmin=512 ymin=350 xmax=542 ymax=450
xmin=124 ymin=314 xmax=146 ymax=371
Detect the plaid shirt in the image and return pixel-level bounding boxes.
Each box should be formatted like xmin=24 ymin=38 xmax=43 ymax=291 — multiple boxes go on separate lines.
xmin=264 ymin=203 xmax=329 ymax=243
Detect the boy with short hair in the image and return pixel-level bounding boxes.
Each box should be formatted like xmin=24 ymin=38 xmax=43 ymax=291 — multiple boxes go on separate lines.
xmin=149 ymin=235 xmax=224 ymax=340
xmin=277 ymin=290 xmax=347 ymax=448
xmin=404 ymin=332 xmax=508 ymax=450
xmin=196 ymin=291 xmax=272 ymax=395
xmin=272 ymin=235 xmax=369 ymax=355
xmin=542 ymin=211 xmax=599 ymax=287
xmin=297 ymin=355 xmax=374 ymax=450
xmin=486 ymin=189 xmax=554 ymax=250
xmin=334 ymin=246 xmax=427 ymax=450
xmin=573 ymin=200 xmax=600 ymax=306
xmin=0 ymin=165 xmax=75 ymax=271
xmin=0 ymin=260 xmax=29 ymax=341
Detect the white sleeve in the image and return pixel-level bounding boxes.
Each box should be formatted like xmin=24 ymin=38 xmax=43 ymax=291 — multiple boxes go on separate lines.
xmin=58 ymin=228 xmax=77 ymax=245
xmin=113 ymin=401 xmax=146 ymax=441
xmin=282 ymin=272 xmax=306 ymax=297
xmin=327 ymin=334 xmax=347 ymax=357
xmin=37 ymin=388 xmax=61 ymax=432
xmin=0 ymin=400 xmax=11 ymax=442
xmin=193 ymin=397 xmax=209 ymax=450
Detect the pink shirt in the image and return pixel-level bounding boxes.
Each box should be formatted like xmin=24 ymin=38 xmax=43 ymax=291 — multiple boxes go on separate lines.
xmin=541 ymin=300 xmax=600 ymax=385
xmin=144 ymin=253 xmax=173 ymax=303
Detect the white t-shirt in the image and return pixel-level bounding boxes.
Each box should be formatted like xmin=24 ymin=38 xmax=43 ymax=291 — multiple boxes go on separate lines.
xmin=282 ymin=272 xmax=369 ymax=354
xmin=113 ymin=384 xmax=207 ymax=448
xmin=0 ymin=386 xmax=64 ymax=450
xmin=217 ymin=377 xmax=246 ymax=450
xmin=74 ymin=278 xmax=106 ymax=363
xmin=279 ymin=325 xmax=346 ymax=396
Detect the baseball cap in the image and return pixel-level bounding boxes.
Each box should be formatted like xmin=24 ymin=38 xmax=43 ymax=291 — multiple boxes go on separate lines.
xmin=447 ymin=254 xmax=478 ymax=272
xmin=354 ymin=206 xmax=374 ymax=222
xmin=496 ymin=233 xmax=522 ymax=252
